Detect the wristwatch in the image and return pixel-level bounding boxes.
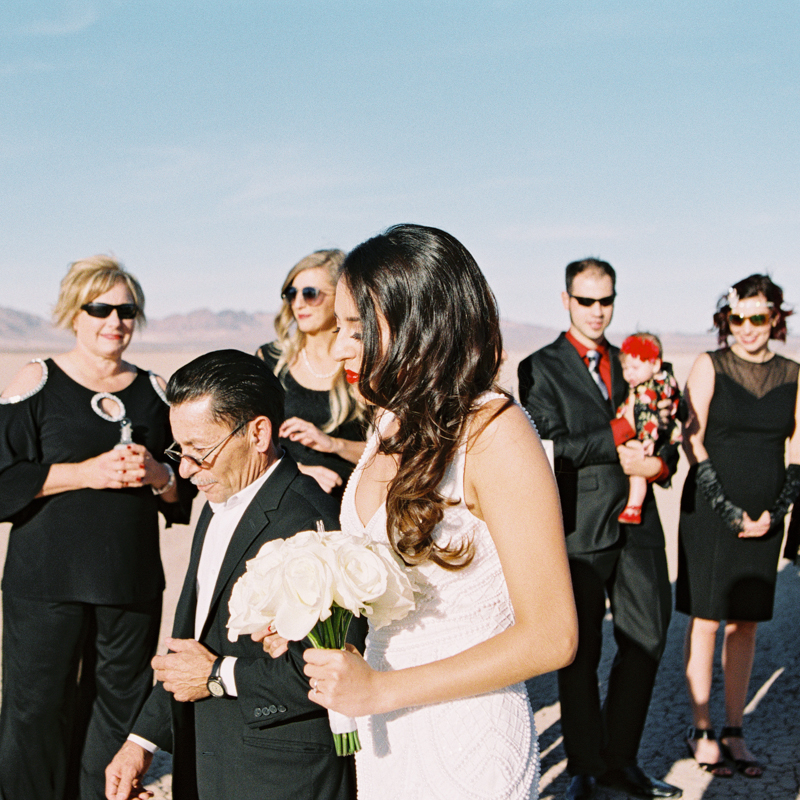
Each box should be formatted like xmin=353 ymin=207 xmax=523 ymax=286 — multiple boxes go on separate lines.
xmin=207 ymin=656 xmax=227 ymax=698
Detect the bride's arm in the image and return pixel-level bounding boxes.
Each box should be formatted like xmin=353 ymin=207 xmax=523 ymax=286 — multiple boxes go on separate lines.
xmin=303 ymin=400 xmax=577 ymax=717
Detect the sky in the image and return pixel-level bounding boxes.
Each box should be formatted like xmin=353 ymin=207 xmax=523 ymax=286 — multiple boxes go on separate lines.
xmin=1 ymin=0 xmax=798 ymax=337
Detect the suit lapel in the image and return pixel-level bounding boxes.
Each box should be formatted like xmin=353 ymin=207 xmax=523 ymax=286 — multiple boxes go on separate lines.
xmin=200 ymin=457 xmax=301 ymax=639
xmin=557 ymin=334 xmax=613 ymax=415
xmin=172 ymin=502 xmax=214 ymax=639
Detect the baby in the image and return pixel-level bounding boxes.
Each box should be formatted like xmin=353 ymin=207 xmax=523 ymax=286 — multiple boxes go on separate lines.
xmin=616 ymin=332 xmax=680 ymax=524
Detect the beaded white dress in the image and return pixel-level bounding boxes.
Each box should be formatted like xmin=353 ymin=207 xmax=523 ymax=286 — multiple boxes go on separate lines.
xmin=341 ymin=393 xmax=539 ymax=800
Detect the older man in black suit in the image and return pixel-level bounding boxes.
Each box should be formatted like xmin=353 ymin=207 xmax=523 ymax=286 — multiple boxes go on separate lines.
xmin=518 ymin=260 xmax=681 ymax=800
xmin=105 ymin=350 xmax=358 ymax=800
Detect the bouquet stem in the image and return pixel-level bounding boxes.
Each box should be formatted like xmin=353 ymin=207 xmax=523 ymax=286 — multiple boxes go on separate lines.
xmin=309 ymin=606 xmax=361 ymax=756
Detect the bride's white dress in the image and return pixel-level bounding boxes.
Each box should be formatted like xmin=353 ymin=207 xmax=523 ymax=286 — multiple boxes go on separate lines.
xmin=341 ymin=393 xmax=540 ymax=800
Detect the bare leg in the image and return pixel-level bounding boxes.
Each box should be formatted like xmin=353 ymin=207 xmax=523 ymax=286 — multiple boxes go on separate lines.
xmin=684 ymin=616 xmax=723 ymax=764
xmin=720 ymin=620 xmax=761 ymax=771
xmin=626 ymin=476 xmax=647 ymax=508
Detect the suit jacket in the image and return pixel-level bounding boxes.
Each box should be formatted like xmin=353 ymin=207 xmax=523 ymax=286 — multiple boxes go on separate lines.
xmin=518 ymin=333 xmax=678 ymax=554
xmin=132 ymin=455 xmax=358 ymax=800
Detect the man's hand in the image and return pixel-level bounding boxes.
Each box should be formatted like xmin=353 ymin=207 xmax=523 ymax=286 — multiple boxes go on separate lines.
xmin=105 ymin=740 xmax=153 ymax=800
xmin=152 ymin=638 xmax=216 ymax=702
xmin=617 ymin=440 xmax=661 ymax=479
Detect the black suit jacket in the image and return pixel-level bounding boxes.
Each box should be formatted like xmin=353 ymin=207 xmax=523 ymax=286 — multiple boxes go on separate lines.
xmin=518 ymin=333 xmax=678 ymax=553
xmin=132 ymin=455 xmax=358 ymax=800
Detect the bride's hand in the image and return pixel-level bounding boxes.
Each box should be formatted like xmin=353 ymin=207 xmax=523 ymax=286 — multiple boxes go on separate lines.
xmin=303 ymin=644 xmax=385 ymax=717
xmin=250 ymin=625 xmax=289 ymax=658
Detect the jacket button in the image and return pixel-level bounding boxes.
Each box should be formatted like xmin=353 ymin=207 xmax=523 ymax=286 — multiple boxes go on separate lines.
xmin=268 ymin=704 xmax=277 ymax=713
xmin=254 ymin=708 xmax=262 ymax=717
xmin=278 ymin=705 xmax=287 ymax=713
xmin=262 ymin=706 xmax=271 ymax=716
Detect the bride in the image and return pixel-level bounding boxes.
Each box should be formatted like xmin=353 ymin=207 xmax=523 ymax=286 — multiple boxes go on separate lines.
xmin=265 ymin=224 xmax=577 ymax=799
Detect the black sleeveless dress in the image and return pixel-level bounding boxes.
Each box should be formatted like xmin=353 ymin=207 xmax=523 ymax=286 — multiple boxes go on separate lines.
xmin=676 ymin=349 xmax=799 ymax=621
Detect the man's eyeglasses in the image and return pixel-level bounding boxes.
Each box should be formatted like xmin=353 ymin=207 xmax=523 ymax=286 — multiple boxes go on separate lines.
xmin=729 ymin=312 xmax=770 ymax=327
xmin=164 ymin=420 xmax=248 ymax=468
xmin=81 ymin=302 xmax=139 ymax=319
xmin=281 ymin=286 xmax=328 ymax=306
xmin=569 ymin=294 xmax=616 ymax=308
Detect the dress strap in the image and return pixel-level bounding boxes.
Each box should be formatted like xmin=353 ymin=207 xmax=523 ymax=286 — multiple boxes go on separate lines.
xmin=0 ymin=359 xmax=48 ymax=405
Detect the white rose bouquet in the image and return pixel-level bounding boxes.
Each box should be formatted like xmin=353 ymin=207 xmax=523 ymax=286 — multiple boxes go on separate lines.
xmin=227 ymin=524 xmax=416 ymax=755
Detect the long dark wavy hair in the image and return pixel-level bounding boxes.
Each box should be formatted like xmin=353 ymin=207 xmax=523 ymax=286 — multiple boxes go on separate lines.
xmin=342 ymin=224 xmax=509 ymax=569
xmin=712 ymin=273 xmax=792 ymax=346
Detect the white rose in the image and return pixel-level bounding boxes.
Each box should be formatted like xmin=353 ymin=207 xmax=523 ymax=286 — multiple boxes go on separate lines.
xmin=365 ymin=542 xmax=417 ymax=630
xmin=227 ymin=539 xmax=287 ymax=641
xmin=328 ymin=539 xmax=388 ymax=614
xmin=274 ymin=546 xmax=336 ymax=640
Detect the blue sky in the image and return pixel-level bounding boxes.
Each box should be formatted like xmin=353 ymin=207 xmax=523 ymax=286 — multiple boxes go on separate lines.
xmin=1 ymin=1 xmax=798 ymax=337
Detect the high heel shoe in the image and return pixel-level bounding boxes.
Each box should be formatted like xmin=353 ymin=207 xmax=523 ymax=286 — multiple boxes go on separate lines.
xmin=719 ymin=726 xmax=763 ymax=778
xmin=684 ymin=727 xmax=733 ymax=777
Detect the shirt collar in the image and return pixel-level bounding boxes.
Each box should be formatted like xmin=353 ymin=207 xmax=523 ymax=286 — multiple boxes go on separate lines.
xmin=208 ymin=452 xmax=283 ymax=514
xmin=565 ymin=329 xmax=609 ymax=359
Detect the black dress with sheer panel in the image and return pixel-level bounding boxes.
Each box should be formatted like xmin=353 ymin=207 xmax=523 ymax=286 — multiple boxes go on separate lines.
xmin=677 ymin=349 xmax=799 ymax=621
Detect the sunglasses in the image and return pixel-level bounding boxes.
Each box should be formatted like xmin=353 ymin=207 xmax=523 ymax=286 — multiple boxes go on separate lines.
xmin=729 ymin=312 xmax=771 ymax=327
xmin=164 ymin=420 xmax=248 ymax=468
xmin=281 ymin=286 xmax=328 ymax=306
xmin=569 ymin=293 xmax=616 ymax=307
xmin=81 ymin=302 xmax=139 ymax=319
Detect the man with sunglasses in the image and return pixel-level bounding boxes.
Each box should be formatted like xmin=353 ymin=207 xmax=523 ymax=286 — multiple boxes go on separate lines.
xmin=518 ymin=259 xmax=681 ymax=800
xmin=106 ymin=350 xmax=359 ymax=800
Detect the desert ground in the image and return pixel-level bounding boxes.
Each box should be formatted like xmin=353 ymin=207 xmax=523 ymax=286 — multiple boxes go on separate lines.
xmin=1 ymin=344 xmax=799 ymax=799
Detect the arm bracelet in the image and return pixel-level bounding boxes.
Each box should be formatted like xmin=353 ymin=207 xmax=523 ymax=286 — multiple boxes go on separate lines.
xmin=695 ymin=459 xmax=744 ymax=532
xmin=151 ymin=462 xmax=176 ymax=496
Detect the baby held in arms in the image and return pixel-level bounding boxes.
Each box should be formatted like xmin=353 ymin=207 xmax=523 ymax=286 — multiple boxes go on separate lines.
xmin=616 ymin=333 xmax=680 ymax=525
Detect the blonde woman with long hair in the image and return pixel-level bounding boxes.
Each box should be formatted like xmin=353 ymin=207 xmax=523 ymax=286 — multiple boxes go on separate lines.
xmin=257 ymin=249 xmax=365 ymax=497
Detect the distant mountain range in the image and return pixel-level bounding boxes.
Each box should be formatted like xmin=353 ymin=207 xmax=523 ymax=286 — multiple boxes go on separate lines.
xmin=0 ymin=306 xmax=724 ymax=356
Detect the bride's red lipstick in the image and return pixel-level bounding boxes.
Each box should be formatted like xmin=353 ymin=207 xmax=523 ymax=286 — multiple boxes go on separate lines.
xmin=345 ymin=370 xmax=359 ymax=385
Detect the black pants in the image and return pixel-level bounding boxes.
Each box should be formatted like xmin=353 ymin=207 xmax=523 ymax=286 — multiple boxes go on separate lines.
xmin=558 ymin=546 xmax=672 ymax=777
xmin=0 ymin=594 xmax=161 ymax=800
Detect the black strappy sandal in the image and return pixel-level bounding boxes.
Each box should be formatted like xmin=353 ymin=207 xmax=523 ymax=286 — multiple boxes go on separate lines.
xmin=720 ymin=726 xmax=764 ymax=778
xmin=685 ymin=727 xmax=733 ymax=777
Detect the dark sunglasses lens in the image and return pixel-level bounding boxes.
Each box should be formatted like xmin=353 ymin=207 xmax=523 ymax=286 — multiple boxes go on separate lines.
xmin=83 ymin=303 xmax=138 ymax=319
xmin=282 ymin=287 xmax=298 ymax=302
xmin=574 ymin=295 xmax=614 ymax=307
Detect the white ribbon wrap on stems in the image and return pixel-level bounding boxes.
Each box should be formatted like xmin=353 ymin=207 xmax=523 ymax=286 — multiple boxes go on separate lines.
xmin=328 ymin=709 xmax=358 ymax=735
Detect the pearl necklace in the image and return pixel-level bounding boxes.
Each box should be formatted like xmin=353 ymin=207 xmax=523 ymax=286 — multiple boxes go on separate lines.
xmin=301 ymin=348 xmax=339 ymax=380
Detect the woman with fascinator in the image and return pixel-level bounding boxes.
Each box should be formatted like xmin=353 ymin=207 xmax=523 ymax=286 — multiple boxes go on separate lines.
xmin=679 ymin=274 xmax=800 ymax=779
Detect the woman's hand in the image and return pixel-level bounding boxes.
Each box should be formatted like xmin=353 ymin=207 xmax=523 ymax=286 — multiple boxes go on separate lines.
xmin=280 ymin=417 xmax=334 ymax=453
xmin=78 ymin=448 xmax=138 ymax=490
xmin=739 ymin=510 xmax=771 ymax=538
xmin=115 ymin=445 xmax=172 ymax=489
xmin=297 ymin=463 xmax=343 ymax=494
xmin=251 ymin=625 xmax=289 ymax=658
xmin=303 ymin=644 xmax=386 ymax=717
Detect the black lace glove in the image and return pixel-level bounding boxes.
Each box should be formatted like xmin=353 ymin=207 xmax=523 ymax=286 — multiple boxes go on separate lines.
xmin=695 ymin=459 xmax=744 ymax=533
xmin=769 ymin=464 xmax=800 ymax=524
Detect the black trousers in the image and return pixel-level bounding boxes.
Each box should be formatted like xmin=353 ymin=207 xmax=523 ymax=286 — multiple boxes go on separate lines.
xmin=558 ymin=545 xmax=672 ymax=777
xmin=0 ymin=594 xmax=161 ymax=800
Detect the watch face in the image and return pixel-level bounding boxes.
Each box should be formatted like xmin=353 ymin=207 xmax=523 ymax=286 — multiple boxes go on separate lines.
xmin=207 ymin=678 xmax=225 ymax=698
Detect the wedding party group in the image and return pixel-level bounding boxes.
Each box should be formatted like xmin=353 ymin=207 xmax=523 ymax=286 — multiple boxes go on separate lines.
xmin=0 ymin=224 xmax=798 ymax=800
